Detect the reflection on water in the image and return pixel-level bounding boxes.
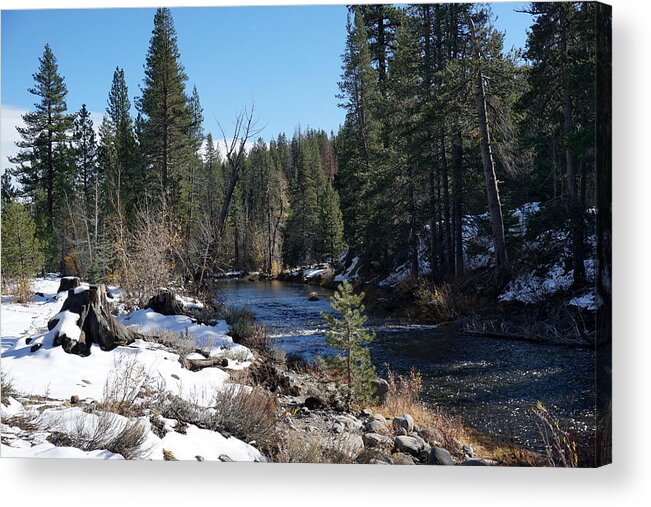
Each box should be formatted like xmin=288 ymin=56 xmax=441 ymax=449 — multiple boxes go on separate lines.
xmin=216 ymin=279 xmax=596 ymax=451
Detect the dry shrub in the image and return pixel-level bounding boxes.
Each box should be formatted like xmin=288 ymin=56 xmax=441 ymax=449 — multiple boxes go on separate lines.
xmin=48 ymin=412 xmax=152 ymax=460
xmin=142 ymin=328 xmax=199 ymax=358
xmin=113 ymin=207 xmax=181 ymax=308
xmin=273 ymin=430 xmax=359 ymax=464
xmin=225 ymin=306 xmax=270 ymax=353
xmin=161 ymin=385 xmax=278 ymax=452
xmin=5 ymin=276 xmax=33 ymax=304
xmin=1 ymin=370 xmax=18 ymax=405
xmin=531 ymin=401 xmax=579 ymax=467
xmin=99 ymin=355 xmax=164 ymax=417
xmin=212 ymin=385 xmax=277 ymax=448
xmin=415 ymin=281 xmax=470 ymax=322
xmin=372 ymin=368 xmax=474 ymax=453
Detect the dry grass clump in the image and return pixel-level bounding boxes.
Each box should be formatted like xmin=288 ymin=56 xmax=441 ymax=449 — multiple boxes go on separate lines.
xmin=99 ymin=356 xmax=164 ymax=417
xmin=414 ymin=281 xmax=472 ymax=322
xmin=273 ymin=430 xmax=359 ymax=464
xmin=4 ymin=276 xmax=34 ymax=304
xmin=47 ymin=412 xmax=152 ymax=460
xmin=142 ymin=328 xmax=199 ymax=357
xmin=1 ymin=370 xmax=18 ymax=406
xmin=162 ymin=384 xmax=278 ymax=452
xmin=531 ymin=400 xmax=579 ymax=467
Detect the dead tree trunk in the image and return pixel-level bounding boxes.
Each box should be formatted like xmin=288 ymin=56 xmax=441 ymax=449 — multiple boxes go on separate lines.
xmin=48 ymin=285 xmax=141 ymax=356
xmin=469 ymin=17 xmax=511 ymax=290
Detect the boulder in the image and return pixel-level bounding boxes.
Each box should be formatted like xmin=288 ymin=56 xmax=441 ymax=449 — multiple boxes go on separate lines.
xmin=307 ymin=292 xmax=320 ymax=302
xmin=394 ymin=435 xmax=426 ymax=458
xmin=363 ymin=433 xmax=393 ymax=449
xmin=365 ymin=419 xmax=389 ymax=435
xmin=356 ymin=448 xmax=393 ymax=465
xmin=462 ymin=443 xmax=475 ymax=458
xmin=460 ymin=458 xmax=497 ymax=466
xmin=392 ymin=414 xmax=414 ymax=433
xmin=57 ymin=276 xmax=81 ymax=293
xmin=428 ymin=447 xmax=455 ymax=466
xmin=392 ymin=452 xmax=416 ymax=465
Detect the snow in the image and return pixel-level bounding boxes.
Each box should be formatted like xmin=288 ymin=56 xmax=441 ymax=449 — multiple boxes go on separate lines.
xmin=569 ymin=290 xmax=600 ymax=311
xmin=1 ymin=443 xmax=124 ymax=460
xmin=334 ymin=256 xmax=360 ymax=282
xmin=1 ymin=276 xmax=265 ymax=461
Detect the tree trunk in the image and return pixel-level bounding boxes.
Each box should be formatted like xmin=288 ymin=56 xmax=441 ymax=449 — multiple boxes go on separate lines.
xmin=48 ymin=285 xmax=141 ymax=356
xmin=452 ymin=129 xmax=464 ymax=276
xmin=469 ymin=18 xmax=510 ymax=288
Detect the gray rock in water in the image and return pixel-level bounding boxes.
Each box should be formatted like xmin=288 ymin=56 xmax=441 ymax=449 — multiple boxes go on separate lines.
xmin=428 ymin=447 xmax=454 ymax=465
xmin=307 ymin=292 xmax=320 ymax=301
xmin=363 ymin=433 xmax=393 ymax=449
xmin=394 ymin=435 xmax=426 ymax=457
xmin=393 ymin=414 xmax=414 ymax=433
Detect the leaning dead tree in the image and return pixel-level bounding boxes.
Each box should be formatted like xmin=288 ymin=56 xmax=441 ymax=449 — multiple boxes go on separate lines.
xmin=197 ymin=104 xmax=262 ymax=288
xmin=48 ymin=285 xmax=142 ymax=356
xmin=469 ymin=17 xmax=511 ymax=290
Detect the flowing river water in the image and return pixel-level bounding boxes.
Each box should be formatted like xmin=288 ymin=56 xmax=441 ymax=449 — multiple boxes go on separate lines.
xmin=216 ymin=279 xmax=596 ymax=452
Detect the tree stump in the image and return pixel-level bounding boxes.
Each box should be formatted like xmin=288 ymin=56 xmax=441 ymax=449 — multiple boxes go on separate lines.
xmin=146 ymin=290 xmax=186 ymax=316
xmin=57 ymin=276 xmax=81 ymax=293
xmin=48 ymin=285 xmax=141 ymax=356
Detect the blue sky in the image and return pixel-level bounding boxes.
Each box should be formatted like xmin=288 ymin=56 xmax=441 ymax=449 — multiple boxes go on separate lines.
xmin=1 ymin=3 xmax=532 ymax=165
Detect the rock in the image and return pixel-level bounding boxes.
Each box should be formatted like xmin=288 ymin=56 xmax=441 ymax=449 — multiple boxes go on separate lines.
xmin=392 ymin=414 xmax=414 ymax=433
xmin=25 ymin=338 xmax=32 ymax=345
xmin=70 ymin=395 xmax=80 ymax=404
xmin=146 ymin=290 xmax=185 ymax=316
xmin=460 ymin=458 xmax=497 ymax=466
xmin=30 ymin=343 xmax=42 ymax=353
xmin=307 ymin=292 xmax=320 ymax=302
xmin=395 ymin=427 xmax=408 ymax=436
xmin=334 ymin=415 xmax=363 ymax=432
xmin=218 ymin=454 xmax=234 ymax=462
xmin=360 ymin=408 xmax=373 ymax=417
xmin=428 ymin=447 xmax=454 ymax=465
xmin=304 ymin=396 xmax=325 ymax=410
xmin=394 ymin=435 xmax=426 ymax=458
xmin=365 ymin=419 xmax=389 ymax=435
xmin=57 ymin=276 xmax=81 ymax=293
xmin=195 ymin=455 xmax=204 ymax=462
xmin=363 ymin=433 xmax=393 ymax=449
xmin=332 ymin=422 xmax=345 ymax=434
xmin=392 ymin=452 xmax=416 ymax=465
xmin=356 ymin=448 xmax=393 ymax=465
xmin=462 ymin=444 xmax=475 ymax=458
xmin=371 ymin=378 xmax=390 ymax=404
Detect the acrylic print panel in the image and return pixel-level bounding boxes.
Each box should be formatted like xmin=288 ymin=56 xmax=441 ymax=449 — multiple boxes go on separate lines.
xmin=0 ymin=1 xmax=611 ymax=467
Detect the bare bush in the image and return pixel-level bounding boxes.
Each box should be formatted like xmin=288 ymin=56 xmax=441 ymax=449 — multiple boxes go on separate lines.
xmin=141 ymin=328 xmax=199 ymax=358
xmin=4 ymin=276 xmax=34 ymax=304
xmin=274 ymin=430 xmax=359 ymax=464
xmin=99 ymin=355 xmax=164 ymax=416
xmin=415 ymin=281 xmax=469 ymax=322
xmin=1 ymin=370 xmax=18 ymax=405
xmin=48 ymin=412 xmax=152 ymax=460
xmin=531 ymin=401 xmax=579 ymax=467
xmin=161 ymin=384 xmax=278 ymax=452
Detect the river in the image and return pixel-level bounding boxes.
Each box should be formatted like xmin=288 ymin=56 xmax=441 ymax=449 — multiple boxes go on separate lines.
xmin=216 ymin=279 xmax=596 ymax=452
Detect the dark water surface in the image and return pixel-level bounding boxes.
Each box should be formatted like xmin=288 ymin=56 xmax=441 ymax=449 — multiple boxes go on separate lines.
xmin=217 ymin=279 xmax=596 ymax=451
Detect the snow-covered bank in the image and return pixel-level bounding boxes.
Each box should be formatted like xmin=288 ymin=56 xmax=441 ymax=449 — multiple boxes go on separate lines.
xmin=1 ymin=277 xmax=261 ymax=461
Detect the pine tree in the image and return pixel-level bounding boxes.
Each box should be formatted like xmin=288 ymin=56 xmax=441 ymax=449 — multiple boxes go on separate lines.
xmin=1 ymin=201 xmax=45 ymax=277
xmin=72 ymin=104 xmax=98 ymax=210
xmin=318 ymin=182 xmax=345 ymax=265
xmin=137 ymin=7 xmax=193 ymax=208
xmin=9 ymin=44 xmax=74 ymax=265
xmin=322 ymin=281 xmax=377 ymax=410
